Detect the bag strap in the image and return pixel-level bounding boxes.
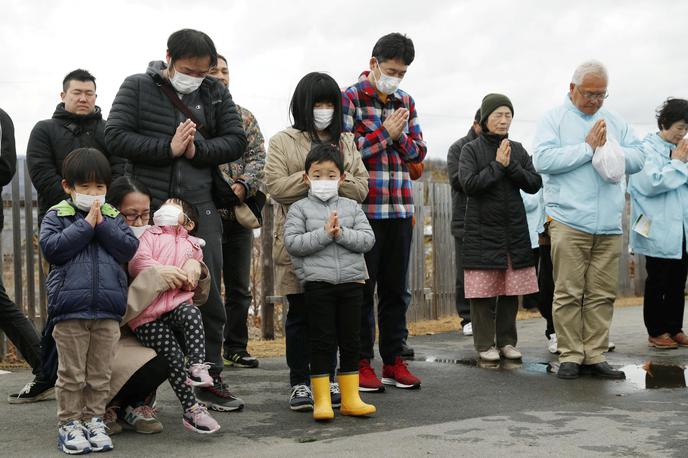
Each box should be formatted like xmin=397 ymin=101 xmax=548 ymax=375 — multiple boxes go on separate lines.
xmin=159 ymin=83 xmax=209 ymax=138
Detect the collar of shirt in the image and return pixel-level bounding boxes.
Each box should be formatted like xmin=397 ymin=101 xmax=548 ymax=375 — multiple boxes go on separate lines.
xmin=357 ymin=70 xmax=402 ymax=102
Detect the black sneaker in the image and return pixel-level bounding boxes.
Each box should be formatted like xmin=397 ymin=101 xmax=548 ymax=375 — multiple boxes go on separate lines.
xmin=7 ymin=378 xmax=55 ymax=404
xmin=330 ymin=382 xmax=341 ymax=408
xmin=289 ymin=384 xmax=313 ymax=411
xmin=223 ymin=351 xmax=259 ymax=368
xmin=194 ymin=373 xmax=245 ymax=412
xmin=400 ymin=342 xmax=415 ymax=360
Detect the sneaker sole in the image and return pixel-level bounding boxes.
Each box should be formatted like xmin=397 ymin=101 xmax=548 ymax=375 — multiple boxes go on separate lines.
xmin=648 ymin=342 xmax=679 ymax=349
xmin=8 ymin=387 xmax=56 ymax=404
xmin=182 ymin=419 xmax=220 ymax=434
xmin=358 ymin=385 xmax=385 ymax=393
xmin=223 ymin=358 xmax=259 ymax=368
xmin=58 ymin=440 xmax=92 ymax=455
xmin=122 ymin=421 xmax=163 ymax=434
xmin=202 ymin=401 xmax=244 ymax=412
xmin=90 ymin=444 xmax=114 ymax=452
xmin=289 ymin=403 xmax=314 ymax=412
xmin=381 ymin=377 xmax=420 ymax=389
xmin=186 ymin=378 xmax=213 ymax=388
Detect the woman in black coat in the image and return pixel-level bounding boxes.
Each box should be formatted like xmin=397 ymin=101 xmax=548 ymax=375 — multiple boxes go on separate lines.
xmin=458 ymin=94 xmax=542 ymax=363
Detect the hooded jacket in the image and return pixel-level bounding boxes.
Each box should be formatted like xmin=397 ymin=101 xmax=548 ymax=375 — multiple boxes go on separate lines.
xmin=26 ymin=103 xmax=120 ymax=223
xmin=104 ymin=61 xmax=247 ymax=207
xmin=40 ymin=200 xmax=139 ymax=324
xmin=629 ymin=132 xmax=688 ymax=259
xmin=533 ymin=96 xmax=645 ymax=235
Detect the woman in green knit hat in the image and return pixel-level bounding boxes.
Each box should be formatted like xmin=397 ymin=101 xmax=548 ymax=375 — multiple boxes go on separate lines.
xmin=458 ymin=93 xmax=543 ymax=363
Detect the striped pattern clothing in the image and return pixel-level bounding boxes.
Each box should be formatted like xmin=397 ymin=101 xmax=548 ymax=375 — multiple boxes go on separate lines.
xmin=342 ymin=71 xmax=427 ymax=220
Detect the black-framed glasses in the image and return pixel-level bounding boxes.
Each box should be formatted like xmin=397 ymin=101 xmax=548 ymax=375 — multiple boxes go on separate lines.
xmin=576 ymin=86 xmax=609 ymax=101
xmin=122 ymin=211 xmax=150 ymax=223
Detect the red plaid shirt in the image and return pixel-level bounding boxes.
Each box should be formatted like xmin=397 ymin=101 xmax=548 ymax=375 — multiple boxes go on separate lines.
xmin=342 ymin=71 xmax=427 ymax=220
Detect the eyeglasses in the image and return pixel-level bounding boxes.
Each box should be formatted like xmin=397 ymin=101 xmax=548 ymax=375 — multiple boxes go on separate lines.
xmin=575 ymin=86 xmax=609 ymax=101
xmin=122 ymin=211 xmax=150 ymax=223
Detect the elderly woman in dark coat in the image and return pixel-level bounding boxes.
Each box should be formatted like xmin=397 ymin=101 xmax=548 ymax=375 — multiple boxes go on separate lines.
xmin=458 ymin=93 xmax=542 ymax=363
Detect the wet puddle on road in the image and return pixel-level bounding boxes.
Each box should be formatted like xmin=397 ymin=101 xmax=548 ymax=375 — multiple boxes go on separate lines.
xmin=414 ymin=355 xmax=551 ymax=373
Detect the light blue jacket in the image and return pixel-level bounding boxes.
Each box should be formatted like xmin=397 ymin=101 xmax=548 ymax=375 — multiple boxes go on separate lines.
xmin=628 ymin=133 xmax=688 ymax=259
xmin=521 ymin=189 xmax=544 ymax=249
xmin=533 ymin=96 xmax=645 ymax=235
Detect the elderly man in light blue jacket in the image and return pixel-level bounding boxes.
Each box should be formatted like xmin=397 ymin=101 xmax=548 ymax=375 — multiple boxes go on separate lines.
xmin=533 ymin=60 xmax=644 ymax=381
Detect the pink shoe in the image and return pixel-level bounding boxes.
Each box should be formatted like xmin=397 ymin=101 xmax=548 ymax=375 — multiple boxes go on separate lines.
xmin=187 ymin=363 xmax=213 ymax=387
xmin=182 ymin=403 xmax=220 ymax=434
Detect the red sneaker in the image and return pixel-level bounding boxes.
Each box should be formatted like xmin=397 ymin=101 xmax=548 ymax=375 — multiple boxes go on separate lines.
xmin=382 ymin=356 xmax=421 ymax=389
xmin=358 ymin=359 xmax=385 ymax=392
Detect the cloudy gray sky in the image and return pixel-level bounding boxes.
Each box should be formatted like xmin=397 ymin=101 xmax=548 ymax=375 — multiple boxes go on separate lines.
xmin=1 ymin=0 xmax=686 ymax=161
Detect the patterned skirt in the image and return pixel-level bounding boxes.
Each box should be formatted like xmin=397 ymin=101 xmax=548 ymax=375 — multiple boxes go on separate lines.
xmin=464 ymin=258 xmax=539 ymax=299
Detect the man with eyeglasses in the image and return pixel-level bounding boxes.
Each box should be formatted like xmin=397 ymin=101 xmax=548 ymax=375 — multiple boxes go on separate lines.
xmin=106 ymin=29 xmax=247 ymax=413
xmin=533 ymin=60 xmax=645 ymax=381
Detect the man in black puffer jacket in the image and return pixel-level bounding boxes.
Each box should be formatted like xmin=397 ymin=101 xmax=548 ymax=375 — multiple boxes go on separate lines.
xmin=27 ymin=69 xmax=121 ymax=225
xmin=105 ymin=29 xmax=247 ymax=412
xmin=446 ymin=108 xmax=480 ymax=336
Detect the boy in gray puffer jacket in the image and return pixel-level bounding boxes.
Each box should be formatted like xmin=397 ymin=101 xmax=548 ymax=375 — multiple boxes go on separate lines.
xmin=284 ymin=143 xmax=376 ymax=422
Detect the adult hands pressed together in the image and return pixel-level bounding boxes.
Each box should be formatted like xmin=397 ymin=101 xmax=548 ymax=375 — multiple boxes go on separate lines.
xmin=586 ymin=119 xmax=607 ymax=150
xmin=383 ymin=108 xmax=409 ymax=141
xmin=170 ymin=119 xmax=196 ymax=158
xmin=671 ymin=139 xmax=688 ymax=163
xmin=495 ymin=139 xmax=511 ymax=167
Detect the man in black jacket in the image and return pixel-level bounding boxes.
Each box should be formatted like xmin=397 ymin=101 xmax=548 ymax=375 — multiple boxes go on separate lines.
xmin=446 ymin=109 xmax=480 ymax=336
xmin=27 ymin=69 xmax=118 ymax=224
xmin=105 ymin=29 xmax=247 ymax=412
xmin=1 ymin=109 xmax=51 ymax=404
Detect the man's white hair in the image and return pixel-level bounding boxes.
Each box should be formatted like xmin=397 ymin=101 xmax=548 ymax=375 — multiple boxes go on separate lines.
xmin=571 ymin=60 xmax=609 ymax=85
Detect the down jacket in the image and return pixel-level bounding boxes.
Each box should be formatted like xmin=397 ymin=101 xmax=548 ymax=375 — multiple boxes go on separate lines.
xmin=40 ymin=200 xmax=139 ymax=324
xmin=127 ymin=225 xmax=204 ymax=330
xmin=105 ymin=61 xmax=247 ymax=206
xmin=0 ymin=108 xmax=17 ymax=230
xmin=284 ymin=194 xmax=374 ymax=285
xmin=447 ymin=127 xmax=478 ymax=237
xmin=458 ymin=133 xmax=542 ymax=270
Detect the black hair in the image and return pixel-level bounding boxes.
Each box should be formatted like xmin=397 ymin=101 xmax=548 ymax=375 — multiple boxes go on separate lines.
xmin=290 ymin=72 xmax=343 ymax=144
xmin=304 ymin=143 xmax=345 ymax=175
xmin=167 ymin=29 xmax=218 ymax=68
xmin=656 ymin=98 xmax=688 ymax=131
xmin=372 ymin=33 xmax=415 ymax=65
xmin=216 ymin=54 xmax=227 ymax=65
xmin=62 ymin=148 xmax=112 ymax=187
xmin=62 ymin=69 xmax=96 ymax=92
xmin=106 ymin=176 xmax=152 ymax=209
xmin=166 ymin=197 xmax=199 ymax=235
xmin=473 ymin=108 xmax=481 ymax=123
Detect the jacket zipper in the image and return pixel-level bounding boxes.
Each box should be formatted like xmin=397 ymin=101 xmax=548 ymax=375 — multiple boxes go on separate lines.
xmin=92 ymin=225 xmax=98 ymax=319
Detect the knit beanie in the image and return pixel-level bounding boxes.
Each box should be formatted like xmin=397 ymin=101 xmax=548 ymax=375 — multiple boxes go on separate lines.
xmin=480 ymin=93 xmax=514 ymax=126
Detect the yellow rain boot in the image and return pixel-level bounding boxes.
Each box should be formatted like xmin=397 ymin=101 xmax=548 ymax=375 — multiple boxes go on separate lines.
xmin=338 ymin=372 xmax=376 ymax=416
xmin=310 ymin=375 xmax=334 ymax=421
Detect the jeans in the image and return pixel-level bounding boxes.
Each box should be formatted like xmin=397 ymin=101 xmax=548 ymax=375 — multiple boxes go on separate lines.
xmin=221 ymin=219 xmax=254 ymax=355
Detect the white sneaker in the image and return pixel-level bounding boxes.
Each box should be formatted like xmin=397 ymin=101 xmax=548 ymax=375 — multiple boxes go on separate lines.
xmin=83 ymin=416 xmax=113 ymax=452
xmin=499 ymin=345 xmax=522 ymax=360
xmin=479 ymin=347 xmax=500 ymax=362
xmin=462 ymin=323 xmax=473 ymax=336
xmin=548 ymin=334 xmax=558 ymax=354
xmin=58 ymin=420 xmax=92 ymax=455
xmin=607 ymin=341 xmax=616 ymax=352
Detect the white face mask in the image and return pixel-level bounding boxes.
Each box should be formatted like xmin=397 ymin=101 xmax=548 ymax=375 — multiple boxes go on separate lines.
xmin=169 ymin=64 xmax=204 ymax=94
xmin=74 ymin=193 xmax=105 ymax=212
xmin=313 ymin=108 xmax=334 ymax=131
xmin=153 ymin=204 xmax=182 ymax=227
xmin=130 ymin=225 xmax=150 ymax=238
xmin=373 ymin=60 xmax=402 ymax=95
xmin=310 ymin=179 xmax=339 ymax=201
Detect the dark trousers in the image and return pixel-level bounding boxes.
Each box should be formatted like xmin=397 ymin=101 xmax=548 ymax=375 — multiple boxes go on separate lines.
xmin=522 ymin=248 xmax=541 ymax=310
xmin=537 ymin=243 xmax=555 ymax=338
xmin=0 ymin=281 xmax=42 ymax=376
xmin=361 ymin=217 xmax=412 ymax=364
xmin=221 ymin=219 xmax=253 ymax=355
xmin=470 ymin=296 xmax=518 ymax=351
xmin=305 ymin=282 xmax=362 ymax=375
xmin=453 ymin=236 xmax=471 ymax=326
xmin=109 ymin=355 xmax=169 ymax=408
xmin=194 ymin=202 xmax=226 ymax=373
xmin=644 ymin=254 xmax=688 ymax=337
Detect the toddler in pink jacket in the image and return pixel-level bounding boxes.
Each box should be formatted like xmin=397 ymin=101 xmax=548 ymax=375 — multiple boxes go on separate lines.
xmin=128 ymin=197 xmax=220 ymax=434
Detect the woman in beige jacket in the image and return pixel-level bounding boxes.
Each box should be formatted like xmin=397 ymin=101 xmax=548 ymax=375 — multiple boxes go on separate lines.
xmin=264 ymin=72 xmax=369 ymax=411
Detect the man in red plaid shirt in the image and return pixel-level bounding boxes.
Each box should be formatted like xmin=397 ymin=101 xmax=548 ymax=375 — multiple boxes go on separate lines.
xmin=343 ymin=32 xmax=427 ymax=392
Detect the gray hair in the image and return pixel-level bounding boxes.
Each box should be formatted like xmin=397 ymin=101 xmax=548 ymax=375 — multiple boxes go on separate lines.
xmin=571 ymin=60 xmax=609 ymax=85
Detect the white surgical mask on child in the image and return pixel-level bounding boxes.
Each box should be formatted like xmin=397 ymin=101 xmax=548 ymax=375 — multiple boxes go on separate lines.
xmin=74 ymin=193 xmax=106 ymax=212
xmin=169 ymin=65 xmax=204 ymax=94
xmin=313 ymin=108 xmax=334 ymax=131
xmin=153 ymin=205 xmax=182 ymax=226
xmin=310 ymin=180 xmax=339 ymax=201
xmin=130 ymin=225 xmax=150 ymax=238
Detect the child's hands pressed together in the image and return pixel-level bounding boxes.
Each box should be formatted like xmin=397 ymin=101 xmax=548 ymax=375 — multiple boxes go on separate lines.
xmin=325 ymin=211 xmax=340 ymax=238
xmin=85 ymin=200 xmax=102 ymax=228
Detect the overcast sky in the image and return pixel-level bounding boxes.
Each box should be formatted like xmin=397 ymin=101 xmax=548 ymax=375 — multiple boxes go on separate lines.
xmin=1 ymin=0 xmax=686 ymax=163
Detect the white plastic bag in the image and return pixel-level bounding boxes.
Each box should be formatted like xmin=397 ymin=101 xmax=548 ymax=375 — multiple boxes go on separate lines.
xmin=592 ymin=138 xmax=625 ymax=183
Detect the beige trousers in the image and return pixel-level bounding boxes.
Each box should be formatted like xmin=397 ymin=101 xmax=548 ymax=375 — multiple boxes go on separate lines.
xmin=52 ymin=319 xmax=120 ymax=424
xmin=549 ymin=220 xmax=621 ymax=365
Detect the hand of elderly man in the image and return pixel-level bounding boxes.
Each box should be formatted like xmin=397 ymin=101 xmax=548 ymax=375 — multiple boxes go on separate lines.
xmin=671 ymin=139 xmax=688 ymax=163
xmin=586 ymin=119 xmax=607 ymax=150
xmin=496 ymin=139 xmax=511 ymax=167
